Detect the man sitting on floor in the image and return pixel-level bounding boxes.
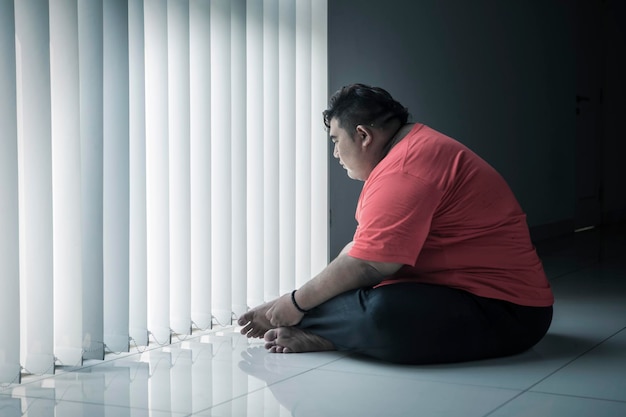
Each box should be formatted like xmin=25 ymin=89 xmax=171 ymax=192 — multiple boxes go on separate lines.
xmin=238 ymin=83 xmax=553 ymax=364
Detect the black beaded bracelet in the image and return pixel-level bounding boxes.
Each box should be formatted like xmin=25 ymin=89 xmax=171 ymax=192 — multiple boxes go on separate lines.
xmin=291 ymin=290 xmax=309 ymax=314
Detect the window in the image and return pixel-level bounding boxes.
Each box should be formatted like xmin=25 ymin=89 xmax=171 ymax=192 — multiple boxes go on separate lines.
xmin=0 ymin=0 xmax=328 ymax=384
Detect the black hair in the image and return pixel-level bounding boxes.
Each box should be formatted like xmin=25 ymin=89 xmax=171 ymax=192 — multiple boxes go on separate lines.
xmin=323 ymin=83 xmax=409 ymax=132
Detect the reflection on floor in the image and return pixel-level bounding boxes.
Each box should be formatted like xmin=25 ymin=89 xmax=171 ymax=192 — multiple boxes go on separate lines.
xmin=1 ymin=223 xmax=625 ymax=416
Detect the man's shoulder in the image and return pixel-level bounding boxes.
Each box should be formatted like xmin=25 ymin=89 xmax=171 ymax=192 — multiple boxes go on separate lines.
xmin=406 ymin=125 xmax=468 ymax=151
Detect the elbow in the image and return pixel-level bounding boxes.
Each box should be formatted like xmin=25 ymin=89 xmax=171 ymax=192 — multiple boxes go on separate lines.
xmin=350 ymin=256 xmax=402 ymax=286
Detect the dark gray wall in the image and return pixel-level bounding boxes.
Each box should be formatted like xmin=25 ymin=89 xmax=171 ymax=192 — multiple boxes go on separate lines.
xmin=601 ymin=0 xmax=626 ymax=221
xmin=327 ymin=0 xmax=625 ymax=258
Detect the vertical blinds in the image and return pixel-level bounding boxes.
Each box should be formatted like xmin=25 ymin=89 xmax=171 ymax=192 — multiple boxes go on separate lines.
xmin=0 ymin=0 xmax=328 ymax=384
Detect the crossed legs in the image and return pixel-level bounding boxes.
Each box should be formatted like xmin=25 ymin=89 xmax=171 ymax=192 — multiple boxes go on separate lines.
xmin=239 ymin=283 xmax=552 ymax=364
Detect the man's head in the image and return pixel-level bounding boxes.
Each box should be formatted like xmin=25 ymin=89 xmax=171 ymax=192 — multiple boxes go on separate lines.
xmin=324 ymin=84 xmax=409 ymax=181
xmin=323 ymin=84 xmax=409 ymax=134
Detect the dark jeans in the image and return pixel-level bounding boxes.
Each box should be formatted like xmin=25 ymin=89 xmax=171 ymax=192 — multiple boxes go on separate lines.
xmin=297 ymin=282 xmax=553 ymax=364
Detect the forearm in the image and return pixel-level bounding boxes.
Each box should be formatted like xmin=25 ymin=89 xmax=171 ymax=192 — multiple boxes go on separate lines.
xmin=262 ymin=247 xmax=402 ymax=327
xmin=293 ymin=252 xmax=395 ymax=312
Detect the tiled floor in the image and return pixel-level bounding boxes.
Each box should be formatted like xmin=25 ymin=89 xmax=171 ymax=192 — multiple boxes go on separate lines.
xmin=1 ymin=224 xmax=625 ymax=417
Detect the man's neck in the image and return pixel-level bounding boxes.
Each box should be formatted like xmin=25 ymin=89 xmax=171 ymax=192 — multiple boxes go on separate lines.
xmin=381 ymin=122 xmax=413 ymax=158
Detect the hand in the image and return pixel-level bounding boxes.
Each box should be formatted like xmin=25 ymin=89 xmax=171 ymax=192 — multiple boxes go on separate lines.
xmin=265 ymin=293 xmax=304 ymax=327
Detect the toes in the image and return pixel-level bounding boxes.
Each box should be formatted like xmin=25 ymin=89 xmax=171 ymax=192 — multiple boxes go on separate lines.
xmin=264 ymin=329 xmax=278 ymax=342
xmin=241 ymin=322 xmax=255 ymax=336
xmin=243 ymin=327 xmax=264 ymax=339
xmin=264 ymin=338 xmax=277 ymax=350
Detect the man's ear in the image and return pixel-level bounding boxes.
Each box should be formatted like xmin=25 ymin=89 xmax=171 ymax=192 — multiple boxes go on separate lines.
xmin=355 ymin=124 xmax=373 ymax=148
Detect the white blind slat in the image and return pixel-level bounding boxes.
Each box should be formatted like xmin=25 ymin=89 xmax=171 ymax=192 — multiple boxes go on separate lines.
xmin=15 ymin=0 xmax=56 ymax=375
xmin=190 ymin=0 xmax=213 ymax=330
xmin=295 ymin=0 xmax=313 ymax=287
xmin=78 ymin=0 xmax=105 ymax=360
xmin=278 ymin=0 xmax=297 ymax=295
xmin=310 ymin=0 xmax=329 ymax=274
xmin=168 ymin=0 xmax=192 ymax=336
xmin=231 ymin=0 xmax=248 ymax=318
xmin=103 ymin=0 xmax=130 ymax=353
xmin=145 ymin=0 xmax=172 ymax=344
xmin=0 ymin=0 xmax=21 ymax=385
xmin=50 ymin=0 xmax=84 ymax=366
xmin=245 ymin=0 xmax=265 ymax=310
xmin=210 ymin=0 xmax=233 ymax=325
xmin=263 ymin=0 xmax=280 ymax=302
xmin=129 ymin=0 xmax=149 ymax=347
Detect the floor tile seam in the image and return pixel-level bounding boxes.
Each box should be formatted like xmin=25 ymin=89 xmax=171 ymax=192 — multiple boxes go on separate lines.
xmin=5 ymin=327 xmax=239 ymax=390
xmin=481 ymin=326 xmax=626 ymax=417
xmin=526 ymin=389 xmax=626 ymax=404
xmin=5 ymin=383 xmax=259 ymax=416
xmin=254 ymin=352 xmax=352 ymax=373
xmin=479 ymin=390 xmax=527 ymax=417
xmin=185 ymin=366 xmax=333 ymax=416
xmin=5 ymin=342 xmax=180 ymax=391
xmin=0 ymin=394 xmax=176 ymax=413
xmin=3 ymin=368 xmax=305 ymax=415
xmin=311 ymin=365 xmax=529 ymax=392
xmin=156 ymin=356 xmax=354 ymax=417
xmin=245 ymin=355 xmax=355 ymax=394
xmin=2 ymin=351 xmax=346 ymax=399
xmin=481 ymin=389 xmax=626 ymax=417
xmin=184 ymin=382 xmax=286 ymax=416
xmin=0 ymin=372 xmax=65 ymax=392
xmin=305 ymin=352 xmax=352 ymax=370
xmin=261 ymin=364 xmax=334 ymax=388
xmin=188 ymin=356 xmax=529 ymax=417
xmin=522 ymin=324 xmax=626 ymax=389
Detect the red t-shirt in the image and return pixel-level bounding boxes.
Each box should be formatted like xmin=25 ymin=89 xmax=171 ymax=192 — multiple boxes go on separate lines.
xmin=349 ymin=124 xmax=554 ymax=307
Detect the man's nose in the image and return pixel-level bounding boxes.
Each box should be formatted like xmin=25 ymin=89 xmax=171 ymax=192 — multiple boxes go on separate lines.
xmin=333 ymin=144 xmax=339 ymax=158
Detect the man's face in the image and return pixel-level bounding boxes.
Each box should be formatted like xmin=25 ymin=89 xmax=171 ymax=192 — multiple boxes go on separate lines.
xmin=329 ymin=118 xmax=367 ymax=181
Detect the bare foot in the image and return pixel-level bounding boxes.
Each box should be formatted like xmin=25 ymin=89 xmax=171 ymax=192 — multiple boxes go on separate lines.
xmin=238 ymin=300 xmax=276 ymax=338
xmin=264 ymin=327 xmax=335 ymax=353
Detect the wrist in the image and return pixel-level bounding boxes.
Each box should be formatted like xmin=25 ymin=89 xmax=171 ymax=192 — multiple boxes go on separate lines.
xmin=291 ymin=290 xmax=309 ymax=314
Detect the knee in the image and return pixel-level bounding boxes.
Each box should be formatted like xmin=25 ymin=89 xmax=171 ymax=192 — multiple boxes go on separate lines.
xmin=361 ymin=288 xmax=408 ymax=334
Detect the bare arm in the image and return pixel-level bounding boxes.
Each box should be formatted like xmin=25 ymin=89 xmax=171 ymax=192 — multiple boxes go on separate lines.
xmin=295 ymin=252 xmax=401 ymax=311
xmin=265 ymin=243 xmax=402 ymax=327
